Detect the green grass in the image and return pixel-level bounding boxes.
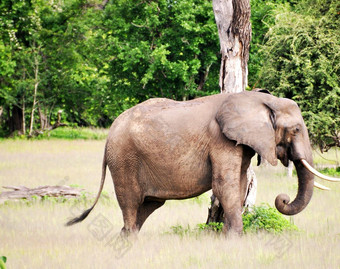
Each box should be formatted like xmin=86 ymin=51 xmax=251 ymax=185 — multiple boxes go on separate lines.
xmin=292 ymin=164 xmax=339 ymax=177
xmin=166 ymin=222 xmax=224 ymax=237
xmin=44 ymin=127 xmax=108 ymax=140
xmin=312 ymin=148 xmax=339 ymax=166
xmin=197 ymin=222 xmax=224 ymax=233
xmin=0 ymin=127 xmax=109 ymax=141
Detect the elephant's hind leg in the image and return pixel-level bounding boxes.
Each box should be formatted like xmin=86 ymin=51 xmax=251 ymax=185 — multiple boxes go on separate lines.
xmin=120 ymin=205 xmax=139 ymax=236
xmin=109 ymin=153 xmax=144 ymax=236
xmin=137 ymin=199 xmax=165 ymax=230
xmin=114 ymin=176 xmax=143 ymax=236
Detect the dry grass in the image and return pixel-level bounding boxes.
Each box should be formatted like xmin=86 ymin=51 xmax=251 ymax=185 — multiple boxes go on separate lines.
xmin=0 ymin=140 xmax=339 ymax=268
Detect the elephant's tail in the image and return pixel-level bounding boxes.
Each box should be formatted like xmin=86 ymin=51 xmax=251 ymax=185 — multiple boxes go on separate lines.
xmin=66 ymin=144 xmax=107 ymax=226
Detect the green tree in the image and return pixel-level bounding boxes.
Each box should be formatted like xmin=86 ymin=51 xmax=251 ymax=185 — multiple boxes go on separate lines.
xmin=0 ymin=0 xmax=221 ymax=134
xmin=248 ymin=0 xmax=297 ymax=88
xmin=0 ymin=0 xmax=33 ymax=135
xmin=0 ymin=0 xmax=105 ymax=134
xmin=101 ymin=0 xmax=219 ymax=103
xmin=258 ymin=0 xmax=340 ymax=151
xmin=1 ymin=0 xmax=337 ymax=151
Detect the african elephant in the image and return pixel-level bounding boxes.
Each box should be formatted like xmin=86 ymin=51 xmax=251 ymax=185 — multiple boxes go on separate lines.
xmin=67 ymin=90 xmax=338 ymax=235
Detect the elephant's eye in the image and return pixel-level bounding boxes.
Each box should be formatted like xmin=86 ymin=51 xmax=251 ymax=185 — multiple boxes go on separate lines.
xmin=292 ymin=125 xmax=301 ymax=135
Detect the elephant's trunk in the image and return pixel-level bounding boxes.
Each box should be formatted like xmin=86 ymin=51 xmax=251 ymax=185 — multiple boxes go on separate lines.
xmin=275 ymin=159 xmax=314 ymax=215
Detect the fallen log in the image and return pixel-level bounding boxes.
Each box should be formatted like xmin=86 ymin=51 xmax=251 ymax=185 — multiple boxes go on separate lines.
xmin=0 ymin=185 xmax=84 ymax=203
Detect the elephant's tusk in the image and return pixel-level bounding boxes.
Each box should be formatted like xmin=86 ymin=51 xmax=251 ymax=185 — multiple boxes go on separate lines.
xmin=301 ymin=159 xmax=340 ymax=182
xmin=314 ymin=181 xmax=330 ymax=191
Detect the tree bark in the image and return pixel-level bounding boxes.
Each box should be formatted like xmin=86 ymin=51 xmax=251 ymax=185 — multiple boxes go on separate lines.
xmin=212 ymin=0 xmax=251 ymax=93
xmin=207 ymin=0 xmax=256 ymax=224
xmin=38 ymin=106 xmax=50 ymax=130
xmin=197 ymin=64 xmax=212 ymax=91
xmin=0 ymin=185 xmax=84 ymax=204
xmin=287 ymin=161 xmax=294 ymax=178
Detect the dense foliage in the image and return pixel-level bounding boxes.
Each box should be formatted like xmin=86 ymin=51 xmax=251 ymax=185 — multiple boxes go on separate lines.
xmin=0 ymin=256 xmax=6 ymax=269
xmin=0 ymin=0 xmax=338 ymax=150
xmin=258 ymin=0 xmax=340 ymax=151
xmin=242 ymin=204 xmax=298 ymax=233
xmin=0 ymin=0 xmax=219 ymax=136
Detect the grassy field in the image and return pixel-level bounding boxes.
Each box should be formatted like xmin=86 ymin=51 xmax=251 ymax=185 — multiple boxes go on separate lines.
xmin=0 ymin=139 xmax=339 ymax=268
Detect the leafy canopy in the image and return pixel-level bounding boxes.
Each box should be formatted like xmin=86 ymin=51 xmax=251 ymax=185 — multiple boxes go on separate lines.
xmin=257 ymin=0 xmax=340 ymax=151
xmin=0 ymin=0 xmax=338 ymax=152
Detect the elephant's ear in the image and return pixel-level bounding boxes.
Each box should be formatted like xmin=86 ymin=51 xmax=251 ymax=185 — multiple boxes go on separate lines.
xmin=216 ymin=92 xmax=278 ymax=166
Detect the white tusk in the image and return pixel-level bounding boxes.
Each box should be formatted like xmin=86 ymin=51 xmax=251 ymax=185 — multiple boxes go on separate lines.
xmin=301 ymin=159 xmax=340 ymax=182
xmin=314 ymin=181 xmax=331 ymax=191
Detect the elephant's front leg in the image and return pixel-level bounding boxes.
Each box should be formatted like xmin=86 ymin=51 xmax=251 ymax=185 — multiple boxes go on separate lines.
xmin=211 ymin=148 xmax=245 ymax=236
xmin=212 ymin=176 xmax=243 ymax=235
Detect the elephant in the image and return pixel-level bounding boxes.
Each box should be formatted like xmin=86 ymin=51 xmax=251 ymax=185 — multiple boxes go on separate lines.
xmin=67 ymin=90 xmax=339 ymax=235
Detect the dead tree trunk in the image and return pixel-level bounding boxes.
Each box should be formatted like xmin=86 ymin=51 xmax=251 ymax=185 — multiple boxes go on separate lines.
xmin=29 ymin=53 xmax=40 ymax=136
xmin=212 ymin=0 xmax=251 ymax=93
xmin=0 ymin=185 xmax=84 ymax=203
xmin=38 ymin=106 xmax=50 ymax=130
xmin=207 ymin=0 xmax=256 ymax=224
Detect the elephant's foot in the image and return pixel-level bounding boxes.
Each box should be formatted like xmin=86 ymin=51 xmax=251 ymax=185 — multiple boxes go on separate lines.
xmin=120 ymin=226 xmax=139 ymax=239
xmin=222 ymin=214 xmax=243 ymax=237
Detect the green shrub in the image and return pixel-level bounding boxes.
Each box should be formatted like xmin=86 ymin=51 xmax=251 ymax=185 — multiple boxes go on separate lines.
xmin=168 ymin=205 xmax=298 ymax=236
xmin=167 ymin=223 xmax=222 ymax=237
xmin=292 ymin=166 xmax=340 ymax=177
xmin=318 ymin=167 xmax=340 ymax=177
xmin=0 ymin=256 xmax=6 ymax=269
xmin=197 ymin=222 xmax=224 ymax=233
xmin=168 ymin=225 xmax=194 ymax=237
xmin=243 ymin=204 xmax=298 ymax=234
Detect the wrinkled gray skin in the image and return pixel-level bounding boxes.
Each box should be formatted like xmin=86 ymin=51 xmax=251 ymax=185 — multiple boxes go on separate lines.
xmin=67 ymin=91 xmax=314 ymax=236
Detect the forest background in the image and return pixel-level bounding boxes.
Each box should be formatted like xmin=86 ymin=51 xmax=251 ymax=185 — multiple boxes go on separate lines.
xmin=0 ymin=0 xmax=339 ymax=151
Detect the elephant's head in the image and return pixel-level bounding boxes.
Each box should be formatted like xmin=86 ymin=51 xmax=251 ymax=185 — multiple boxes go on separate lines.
xmin=216 ymin=90 xmax=339 ymax=215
